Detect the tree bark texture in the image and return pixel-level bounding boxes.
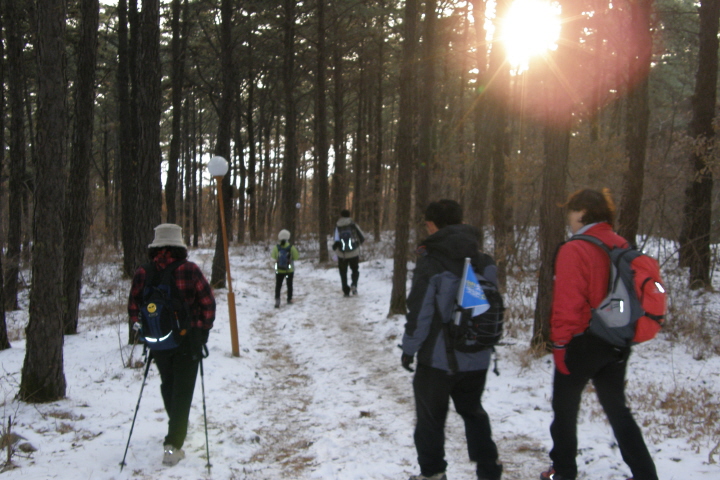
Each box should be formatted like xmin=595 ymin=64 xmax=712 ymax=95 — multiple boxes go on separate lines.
xmin=415 ymin=0 xmax=437 ymax=238
xmin=488 ymin=0 xmax=511 ymax=289
xmin=532 ymin=1 xmax=576 ymax=348
xmin=389 ymin=0 xmax=418 ymax=316
xmin=134 ymin=0 xmax=163 ymax=261
xmin=0 ymin=5 xmax=7 ymax=349
xmin=165 ymin=0 xmax=188 ymax=224
xmin=4 ymin=0 xmax=26 ymax=311
xmin=119 ymin=0 xmax=139 ymax=277
xmin=247 ymin=61 xmax=258 ymax=242
xmin=372 ymin=6 xmax=385 ymax=241
xmin=20 ymin=0 xmax=68 ymax=402
xmin=679 ymin=0 xmax=720 ymax=289
xmin=280 ymin=0 xmax=299 ymax=237
xmin=210 ymin=0 xmax=234 ymax=287
xmin=316 ymin=0 xmax=330 ymax=261
xmin=617 ymin=0 xmax=653 ymax=246
xmin=234 ymin=88 xmax=246 ymax=244
xmin=331 ymin=28 xmax=347 ymax=215
xmin=63 ymin=0 xmax=99 ymax=335
xmin=466 ymin=0 xmax=490 ymax=248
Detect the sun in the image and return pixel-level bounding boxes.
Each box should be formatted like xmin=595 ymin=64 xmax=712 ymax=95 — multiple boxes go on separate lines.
xmin=499 ymin=0 xmax=562 ymax=72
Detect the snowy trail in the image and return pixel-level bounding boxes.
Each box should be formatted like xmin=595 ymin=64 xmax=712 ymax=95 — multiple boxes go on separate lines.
xmin=230 ymin=260 xmax=418 ymax=479
xmin=0 ymin=244 xmax=718 ymax=480
xmin=222 ymin=255 xmax=547 ymax=480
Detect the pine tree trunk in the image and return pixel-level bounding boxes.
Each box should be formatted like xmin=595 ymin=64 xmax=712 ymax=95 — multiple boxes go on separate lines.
xmin=466 ymin=0 xmax=490 ymax=248
xmin=414 ymin=0 xmax=436 ymax=238
xmin=234 ymin=90 xmax=246 ymax=244
xmin=532 ymin=1 xmax=577 ymax=349
xmin=134 ymin=0 xmax=162 ymax=262
xmin=63 ymin=0 xmax=99 ymax=335
xmin=617 ymin=0 xmax=652 ymax=246
xmin=316 ymin=0 xmax=330 ymax=261
xmin=488 ymin=0 xmax=511 ymax=289
xmin=119 ymin=0 xmax=139 ymax=278
xmin=247 ymin=63 xmax=258 ymax=242
xmin=372 ymin=7 xmax=385 ymax=242
xmin=280 ymin=0 xmax=299 ymax=237
xmin=4 ymin=0 xmax=25 ymax=311
xmin=679 ymin=0 xmax=720 ymax=289
xmin=331 ymin=30 xmax=347 ymax=215
xmin=165 ymin=0 xmax=187 ymax=224
xmin=0 ymin=4 xmax=7 ymax=350
xmin=210 ymin=0 xmax=234 ymax=287
xmin=389 ymin=0 xmax=418 ymax=316
xmin=20 ymin=0 xmax=68 ymax=402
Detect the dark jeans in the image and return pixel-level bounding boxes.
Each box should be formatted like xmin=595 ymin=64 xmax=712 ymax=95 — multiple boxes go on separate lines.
xmin=153 ymin=348 xmax=200 ymax=449
xmin=550 ymin=333 xmax=657 ymax=480
xmin=275 ymin=272 xmax=294 ymax=300
xmin=413 ymin=364 xmax=502 ymax=479
xmin=338 ymin=256 xmax=359 ymax=294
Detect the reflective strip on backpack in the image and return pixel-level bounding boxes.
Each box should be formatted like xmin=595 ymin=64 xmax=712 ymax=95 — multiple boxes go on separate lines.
xmin=145 ymin=332 xmax=173 ymax=343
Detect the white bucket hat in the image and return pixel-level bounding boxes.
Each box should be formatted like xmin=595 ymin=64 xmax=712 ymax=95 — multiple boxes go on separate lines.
xmin=278 ymin=229 xmax=291 ymax=242
xmin=148 ymin=224 xmax=187 ymax=249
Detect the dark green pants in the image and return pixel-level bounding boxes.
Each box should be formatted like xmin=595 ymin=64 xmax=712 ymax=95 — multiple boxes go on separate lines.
xmin=153 ymin=348 xmax=199 ymax=449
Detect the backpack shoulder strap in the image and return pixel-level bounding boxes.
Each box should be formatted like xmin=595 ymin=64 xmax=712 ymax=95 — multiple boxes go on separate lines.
xmin=570 ymin=234 xmax=612 ymax=255
xmin=142 ymin=262 xmax=162 ymax=288
xmin=159 ymin=260 xmax=186 ymax=286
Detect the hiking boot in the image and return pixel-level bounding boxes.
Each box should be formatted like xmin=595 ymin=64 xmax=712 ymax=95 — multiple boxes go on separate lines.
xmin=539 ymin=468 xmax=572 ymax=480
xmin=343 ymin=292 xmax=350 ymax=297
xmin=162 ymin=445 xmax=185 ymax=466
xmin=351 ymin=285 xmax=358 ymax=295
xmin=287 ymin=298 xmax=293 ymax=304
xmin=408 ymin=474 xmax=447 ymax=480
xmin=274 ymin=298 xmax=280 ymax=308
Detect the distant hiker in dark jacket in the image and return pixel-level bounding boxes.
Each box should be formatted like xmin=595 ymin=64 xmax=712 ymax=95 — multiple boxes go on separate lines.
xmin=128 ymin=223 xmax=215 ymax=467
xmin=540 ymin=189 xmax=658 ymax=480
xmin=271 ymin=229 xmax=300 ymax=308
xmin=401 ymin=200 xmax=502 ymax=480
xmin=332 ymin=209 xmax=365 ymax=296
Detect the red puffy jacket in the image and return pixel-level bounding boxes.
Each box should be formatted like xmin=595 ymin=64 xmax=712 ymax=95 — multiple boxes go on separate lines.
xmin=550 ymin=222 xmax=628 ymax=346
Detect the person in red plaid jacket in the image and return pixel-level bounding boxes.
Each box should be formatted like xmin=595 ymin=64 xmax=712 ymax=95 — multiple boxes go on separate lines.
xmin=128 ymin=223 xmax=215 ymax=467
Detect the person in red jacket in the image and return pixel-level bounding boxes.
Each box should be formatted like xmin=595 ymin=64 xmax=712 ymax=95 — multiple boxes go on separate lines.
xmin=540 ymin=189 xmax=657 ymax=480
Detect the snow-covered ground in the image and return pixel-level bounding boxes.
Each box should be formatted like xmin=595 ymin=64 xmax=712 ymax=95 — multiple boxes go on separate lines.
xmin=1 ymin=238 xmax=719 ymax=480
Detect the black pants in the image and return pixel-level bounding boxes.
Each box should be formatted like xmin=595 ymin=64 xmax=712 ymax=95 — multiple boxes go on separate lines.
xmin=550 ymin=333 xmax=657 ymax=480
xmin=153 ymin=348 xmax=200 ymax=449
xmin=413 ymin=364 xmax=502 ymax=479
xmin=275 ymin=272 xmax=294 ymax=300
xmin=338 ymin=256 xmax=359 ymax=295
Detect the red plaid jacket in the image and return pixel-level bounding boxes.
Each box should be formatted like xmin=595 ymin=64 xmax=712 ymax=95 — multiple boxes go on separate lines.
xmin=128 ymin=253 xmax=215 ymax=330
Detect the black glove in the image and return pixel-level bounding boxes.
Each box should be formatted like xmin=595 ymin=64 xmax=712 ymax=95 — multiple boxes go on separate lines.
xmin=401 ymin=353 xmax=415 ymax=372
xmin=332 ymin=241 xmax=341 ymax=251
xmin=201 ymin=328 xmax=210 ymax=345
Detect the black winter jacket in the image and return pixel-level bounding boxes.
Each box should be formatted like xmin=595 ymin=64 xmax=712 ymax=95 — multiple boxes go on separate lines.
xmin=401 ymin=224 xmax=497 ymax=372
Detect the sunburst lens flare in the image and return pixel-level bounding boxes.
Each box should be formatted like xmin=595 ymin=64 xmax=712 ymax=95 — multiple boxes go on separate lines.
xmin=500 ymin=0 xmax=561 ymax=72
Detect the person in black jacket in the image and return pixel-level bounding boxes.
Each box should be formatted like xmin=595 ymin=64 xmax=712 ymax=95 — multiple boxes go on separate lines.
xmin=331 ymin=209 xmax=365 ymax=296
xmin=401 ymin=200 xmax=503 ymax=480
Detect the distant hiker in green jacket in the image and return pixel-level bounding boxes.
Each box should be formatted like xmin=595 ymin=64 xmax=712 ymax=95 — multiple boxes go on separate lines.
xmin=271 ymin=229 xmax=300 ymax=308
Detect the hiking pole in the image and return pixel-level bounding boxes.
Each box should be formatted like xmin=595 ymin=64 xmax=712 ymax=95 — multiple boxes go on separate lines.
xmin=199 ymin=345 xmax=211 ymax=473
xmin=120 ymin=352 xmax=153 ymax=472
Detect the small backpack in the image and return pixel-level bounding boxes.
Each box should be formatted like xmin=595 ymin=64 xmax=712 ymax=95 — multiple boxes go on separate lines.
xmin=139 ymin=261 xmax=191 ymax=351
xmin=572 ymin=234 xmax=666 ymax=347
xmin=447 ymin=266 xmax=504 ymax=353
xmin=337 ymin=224 xmax=358 ymax=252
xmin=276 ymin=244 xmax=293 ymax=271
